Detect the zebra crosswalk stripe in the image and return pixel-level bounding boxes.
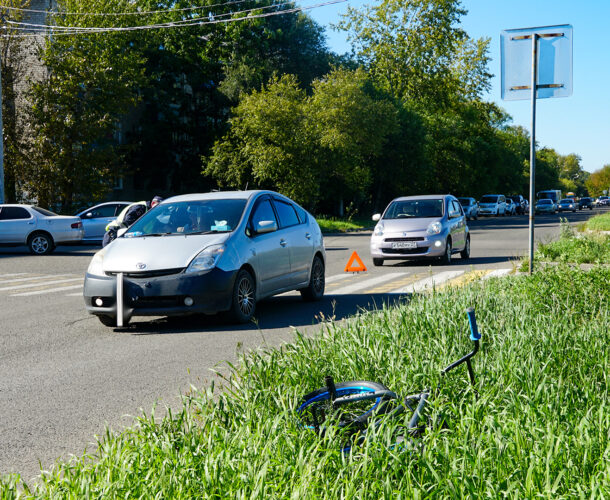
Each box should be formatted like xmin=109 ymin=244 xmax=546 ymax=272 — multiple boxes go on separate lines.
xmin=12 ymin=284 xmax=84 ymax=297
xmin=328 ymin=272 xmax=408 ymax=295
xmin=0 ymin=274 xmax=72 ymax=285
xmin=388 ymin=270 xmax=465 ymax=294
xmin=0 ymin=277 xmax=82 ymax=292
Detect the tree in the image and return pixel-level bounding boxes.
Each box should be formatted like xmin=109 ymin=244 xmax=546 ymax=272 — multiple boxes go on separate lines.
xmin=21 ymin=0 xmax=146 ymax=211
xmin=336 ymin=0 xmax=489 ymax=108
xmin=585 ymin=164 xmax=610 ymax=197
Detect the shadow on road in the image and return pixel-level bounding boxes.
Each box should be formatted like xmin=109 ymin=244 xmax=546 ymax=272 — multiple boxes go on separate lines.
xmin=123 ymin=293 xmax=411 ymax=336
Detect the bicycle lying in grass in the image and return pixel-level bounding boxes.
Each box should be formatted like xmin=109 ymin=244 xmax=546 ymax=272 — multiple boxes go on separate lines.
xmin=297 ymin=307 xmax=482 ymax=452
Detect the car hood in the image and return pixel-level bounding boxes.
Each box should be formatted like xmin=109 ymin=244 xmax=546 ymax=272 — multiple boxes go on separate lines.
xmin=102 ymin=233 xmax=230 ymax=272
xmin=380 ymin=218 xmax=441 ymax=233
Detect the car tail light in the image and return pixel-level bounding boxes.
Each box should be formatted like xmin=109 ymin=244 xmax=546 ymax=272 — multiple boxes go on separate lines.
xmin=71 ymin=221 xmax=82 ymax=229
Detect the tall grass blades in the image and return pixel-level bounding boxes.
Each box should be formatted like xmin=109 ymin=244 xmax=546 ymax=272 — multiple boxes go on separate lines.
xmin=2 ymin=266 xmax=609 ymax=498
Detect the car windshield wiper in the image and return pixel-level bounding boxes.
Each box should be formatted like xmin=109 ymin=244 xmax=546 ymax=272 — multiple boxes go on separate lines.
xmin=137 ymin=232 xmax=175 ymax=237
xmin=189 ymin=229 xmax=231 ymax=235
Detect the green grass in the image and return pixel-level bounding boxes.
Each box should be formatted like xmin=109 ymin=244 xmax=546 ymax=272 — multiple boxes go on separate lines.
xmin=585 ymin=212 xmax=610 ymax=232
xmin=534 ymin=220 xmax=610 ymax=264
xmin=315 ymin=216 xmax=372 ymax=233
xmin=2 ymin=266 xmax=609 ymax=498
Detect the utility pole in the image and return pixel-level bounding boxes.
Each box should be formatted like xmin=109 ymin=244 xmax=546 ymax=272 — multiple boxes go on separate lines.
xmin=0 ymin=25 xmax=4 ymax=204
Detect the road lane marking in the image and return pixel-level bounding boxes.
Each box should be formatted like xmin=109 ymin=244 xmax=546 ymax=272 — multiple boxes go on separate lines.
xmin=389 ymin=270 xmax=464 ymax=294
xmin=66 ymin=292 xmax=84 ymax=296
xmin=325 ymin=273 xmax=355 ymax=284
xmin=0 ymin=277 xmax=82 ymax=292
xmin=368 ymin=273 xmax=424 ymax=293
xmin=12 ymin=284 xmax=84 ymax=297
xmin=0 ymin=274 xmax=73 ymax=285
xmin=328 ymin=272 xmax=408 ymax=295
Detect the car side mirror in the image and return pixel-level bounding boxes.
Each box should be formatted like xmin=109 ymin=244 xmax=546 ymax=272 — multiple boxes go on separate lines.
xmin=449 ymin=210 xmax=460 ymax=219
xmin=372 ymin=214 xmax=381 ymax=222
xmin=84 ymin=212 xmax=93 ymax=218
xmin=255 ymin=220 xmax=277 ymax=234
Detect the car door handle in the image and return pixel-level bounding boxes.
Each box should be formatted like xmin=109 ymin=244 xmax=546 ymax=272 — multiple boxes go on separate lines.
xmin=305 ymin=233 xmax=311 ymax=240
xmin=28 ymin=221 xmax=35 ymax=225
xmin=280 ymin=239 xmax=287 ymax=247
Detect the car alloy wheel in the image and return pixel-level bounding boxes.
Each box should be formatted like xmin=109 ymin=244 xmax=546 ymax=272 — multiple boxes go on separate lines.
xmin=28 ymin=233 xmax=53 ymax=255
xmin=230 ymin=270 xmax=256 ymax=323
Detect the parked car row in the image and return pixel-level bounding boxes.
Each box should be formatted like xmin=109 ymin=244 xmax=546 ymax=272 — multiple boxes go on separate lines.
xmin=458 ymin=194 xmax=529 ymax=219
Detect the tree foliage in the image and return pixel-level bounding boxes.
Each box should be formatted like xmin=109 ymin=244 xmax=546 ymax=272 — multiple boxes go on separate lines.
xmin=585 ymin=165 xmax=610 ymax=197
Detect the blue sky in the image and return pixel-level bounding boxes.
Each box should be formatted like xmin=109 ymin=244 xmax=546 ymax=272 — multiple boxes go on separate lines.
xmin=305 ymin=0 xmax=609 ymax=173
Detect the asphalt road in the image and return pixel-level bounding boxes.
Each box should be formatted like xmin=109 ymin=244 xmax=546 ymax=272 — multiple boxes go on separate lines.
xmin=0 ymin=208 xmax=602 ymax=482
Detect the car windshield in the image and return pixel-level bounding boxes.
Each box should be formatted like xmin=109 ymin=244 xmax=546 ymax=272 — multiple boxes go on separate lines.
xmin=560 ymin=199 xmax=572 ymax=203
xmin=538 ymin=199 xmax=552 ymax=205
xmin=383 ymin=199 xmax=444 ymax=219
xmin=124 ymin=199 xmax=247 ymax=237
xmin=32 ymin=207 xmax=58 ymax=216
xmin=480 ymin=196 xmax=498 ymax=203
xmin=458 ymin=198 xmax=472 ymax=206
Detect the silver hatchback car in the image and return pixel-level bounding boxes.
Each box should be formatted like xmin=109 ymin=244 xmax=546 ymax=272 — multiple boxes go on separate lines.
xmin=370 ymin=195 xmax=470 ymax=266
xmin=84 ymin=191 xmax=326 ymax=326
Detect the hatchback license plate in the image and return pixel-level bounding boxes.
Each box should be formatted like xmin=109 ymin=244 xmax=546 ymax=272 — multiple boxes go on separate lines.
xmin=391 ymin=241 xmax=417 ymax=249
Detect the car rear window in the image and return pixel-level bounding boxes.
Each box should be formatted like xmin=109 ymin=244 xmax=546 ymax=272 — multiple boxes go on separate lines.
xmin=32 ymin=207 xmax=58 ymax=216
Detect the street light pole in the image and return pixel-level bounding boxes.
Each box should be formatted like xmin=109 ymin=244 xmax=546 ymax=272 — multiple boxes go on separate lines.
xmin=0 ymin=57 xmax=4 ymax=204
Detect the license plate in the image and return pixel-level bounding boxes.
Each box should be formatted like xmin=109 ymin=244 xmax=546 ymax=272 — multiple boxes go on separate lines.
xmin=391 ymin=241 xmax=417 ymax=249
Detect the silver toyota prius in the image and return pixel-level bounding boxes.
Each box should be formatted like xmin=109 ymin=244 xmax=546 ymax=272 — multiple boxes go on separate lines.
xmin=370 ymin=195 xmax=470 ymax=266
xmin=84 ymin=191 xmax=326 ymax=326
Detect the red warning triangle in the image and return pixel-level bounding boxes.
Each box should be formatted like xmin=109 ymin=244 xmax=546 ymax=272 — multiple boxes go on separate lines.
xmin=344 ymin=251 xmax=367 ymax=273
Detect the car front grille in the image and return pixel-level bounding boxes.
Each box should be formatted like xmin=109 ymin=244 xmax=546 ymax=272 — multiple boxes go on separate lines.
xmin=107 ymin=268 xmax=185 ymax=279
xmin=128 ymin=295 xmax=184 ymax=308
xmin=381 ymin=247 xmax=427 ymax=255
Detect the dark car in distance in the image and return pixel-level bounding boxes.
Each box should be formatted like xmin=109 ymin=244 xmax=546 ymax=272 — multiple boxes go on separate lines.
xmin=578 ymin=197 xmax=593 ymax=210
xmin=508 ymin=195 xmax=526 ymax=215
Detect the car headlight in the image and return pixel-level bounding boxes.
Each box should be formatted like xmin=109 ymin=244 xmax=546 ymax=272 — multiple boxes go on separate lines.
xmin=186 ymin=245 xmax=225 ymax=273
xmin=426 ymin=222 xmax=442 ymax=235
xmin=374 ymin=222 xmax=384 ymax=236
xmin=87 ymin=249 xmax=107 ymax=277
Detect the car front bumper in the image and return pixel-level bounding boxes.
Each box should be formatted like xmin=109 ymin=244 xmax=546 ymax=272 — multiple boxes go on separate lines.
xmin=370 ymin=231 xmax=447 ymax=260
xmin=478 ymin=208 xmax=497 ymax=215
xmin=83 ymin=267 xmax=236 ymax=320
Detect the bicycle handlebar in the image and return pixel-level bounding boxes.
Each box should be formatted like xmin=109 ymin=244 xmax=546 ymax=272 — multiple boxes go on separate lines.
xmin=466 ymin=307 xmax=481 ymax=341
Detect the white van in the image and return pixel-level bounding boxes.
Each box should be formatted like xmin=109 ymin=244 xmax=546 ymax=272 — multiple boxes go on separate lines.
xmin=478 ymin=194 xmax=507 ymax=216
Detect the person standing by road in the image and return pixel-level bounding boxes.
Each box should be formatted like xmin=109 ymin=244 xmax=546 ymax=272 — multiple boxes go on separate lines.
xmin=102 ymin=196 xmax=163 ymax=247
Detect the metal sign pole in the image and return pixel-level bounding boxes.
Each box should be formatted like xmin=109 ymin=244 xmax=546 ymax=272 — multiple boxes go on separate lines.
xmin=116 ymin=272 xmax=124 ymax=327
xmin=0 ymin=59 xmax=4 ymax=205
xmin=528 ymin=34 xmax=539 ymax=275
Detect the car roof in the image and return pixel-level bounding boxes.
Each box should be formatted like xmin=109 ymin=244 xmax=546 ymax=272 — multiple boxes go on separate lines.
xmin=391 ymin=194 xmax=454 ymax=202
xmin=161 ymin=190 xmax=288 ymax=204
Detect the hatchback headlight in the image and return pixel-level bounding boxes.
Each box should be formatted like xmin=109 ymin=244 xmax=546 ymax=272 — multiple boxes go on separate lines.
xmin=374 ymin=222 xmax=384 ymax=236
xmin=87 ymin=249 xmax=107 ymax=277
xmin=426 ymin=222 xmax=442 ymax=235
xmin=186 ymin=245 xmax=225 ymax=273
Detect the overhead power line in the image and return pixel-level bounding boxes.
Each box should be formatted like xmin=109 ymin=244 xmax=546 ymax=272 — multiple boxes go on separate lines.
xmin=0 ymin=0 xmax=253 ymax=17
xmin=1 ymin=0 xmax=346 ymax=37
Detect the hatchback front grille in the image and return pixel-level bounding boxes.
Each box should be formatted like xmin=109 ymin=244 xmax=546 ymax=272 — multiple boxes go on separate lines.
xmin=384 ymin=237 xmax=425 ymax=242
xmin=382 ymin=247 xmax=427 ymax=255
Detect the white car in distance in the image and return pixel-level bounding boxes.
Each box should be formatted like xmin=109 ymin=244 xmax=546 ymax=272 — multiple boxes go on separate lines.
xmin=0 ymin=204 xmax=84 ymax=254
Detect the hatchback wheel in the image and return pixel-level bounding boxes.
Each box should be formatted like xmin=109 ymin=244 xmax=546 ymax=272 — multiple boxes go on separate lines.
xmin=460 ymin=235 xmax=470 ymax=260
xmin=300 ymin=256 xmax=325 ymax=301
xmin=440 ymin=239 xmax=452 ymax=265
xmin=229 ymin=270 xmax=256 ymax=323
xmin=373 ymin=258 xmax=384 ymax=267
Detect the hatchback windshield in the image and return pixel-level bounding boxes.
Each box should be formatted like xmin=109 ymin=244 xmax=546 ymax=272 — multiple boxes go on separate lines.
xmin=480 ymin=196 xmax=499 ymax=204
xmin=538 ymin=199 xmax=552 ymax=205
xmin=384 ymin=199 xmax=444 ymax=219
xmin=458 ymin=198 xmax=472 ymax=206
xmin=559 ymin=199 xmax=573 ymax=204
xmin=125 ymin=199 xmax=247 ymax=237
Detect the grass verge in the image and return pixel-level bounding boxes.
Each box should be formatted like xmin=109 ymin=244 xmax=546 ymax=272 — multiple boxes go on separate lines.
xmin=534 ymin=219 xmax=610 ymax=264
xmin=2 ymin=265 xmax=609 ymax=497
xmin=316 ymin=216 xmax=371 ymax=233
xmin=585 ymin=211 xmax=610 ymax=232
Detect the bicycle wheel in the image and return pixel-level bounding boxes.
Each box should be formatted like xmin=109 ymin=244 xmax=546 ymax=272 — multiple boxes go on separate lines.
xmin=298 ymin=380 xmax=395 ymax=433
